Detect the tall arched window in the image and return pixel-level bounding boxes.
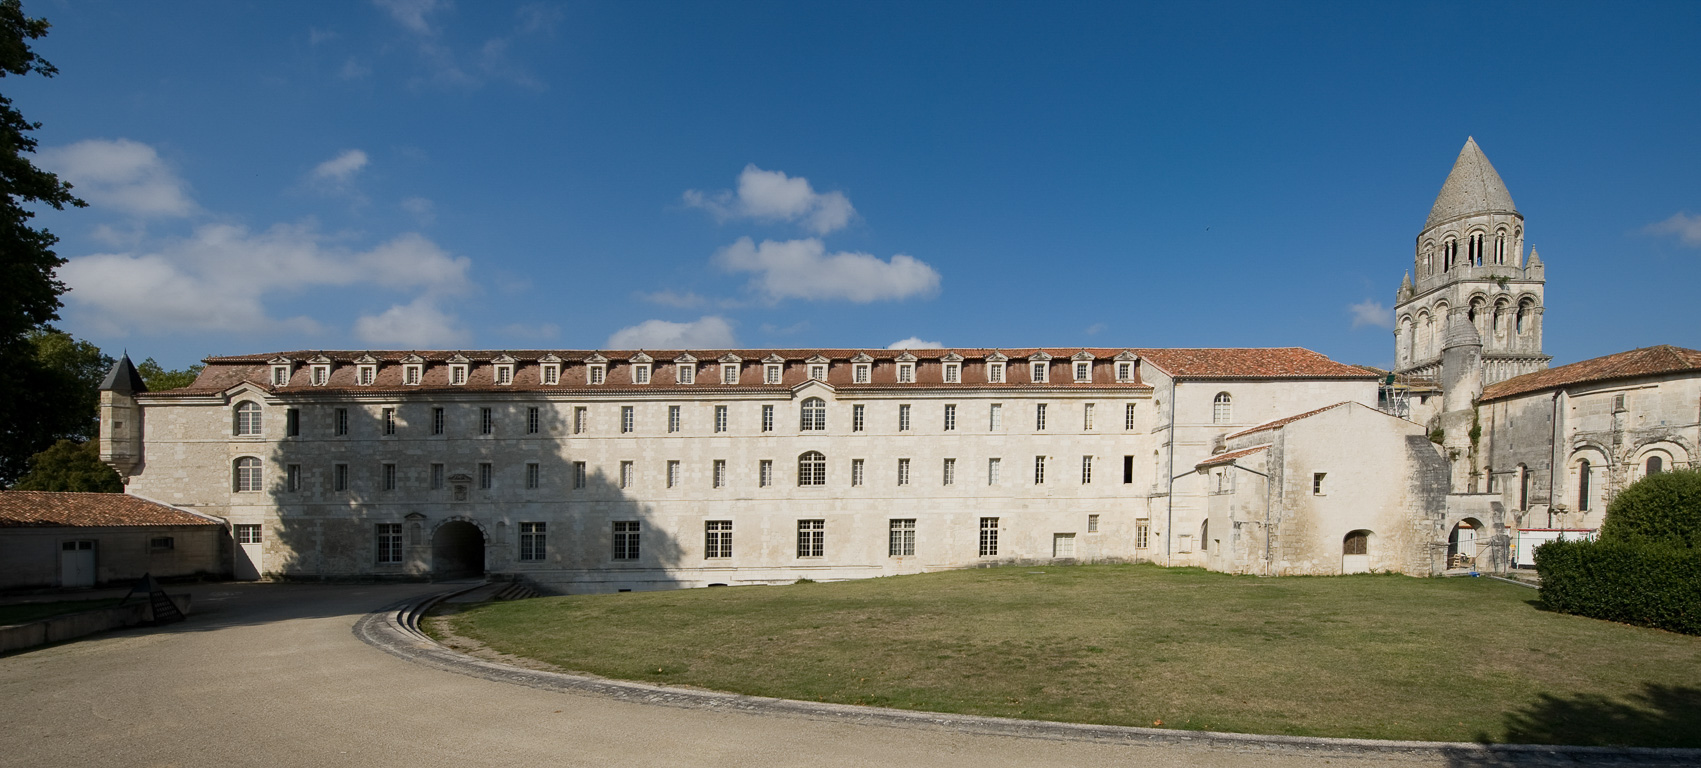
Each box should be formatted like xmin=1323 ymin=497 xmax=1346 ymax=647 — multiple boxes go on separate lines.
xmin=1647 ymin=455 xmax=1664 ymax=476
xmin=1494 ymin=231 xmax=1506 ymax=265
xmin=1516 ymin=302 xmax=1529 ymax=334
xmin=1518 ymin=464 xmax=1530 ymax=510
xmin=1577 ymin=459 xmax=1592 ymax=512
xmin=799 ymin=397 xmax=826 ymax=431
xmin=234 ymin=401 xmax=262 ymax=436
xmin=234 ymin=457 xmax=262 ymax=492
xmin=1212 ymin=392 xmax=1232 ymax=424
xmin=797 ymin=451 xmax=826 ymax=486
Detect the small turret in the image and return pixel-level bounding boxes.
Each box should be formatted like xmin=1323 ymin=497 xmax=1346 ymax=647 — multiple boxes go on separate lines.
xmin=1399 ymin=271 xmax=1413 ymax=301
xmin=98 ymin=354 xmax=147 ymax=479
xmin=1525 ymin=248 xmax=1543 ymax=280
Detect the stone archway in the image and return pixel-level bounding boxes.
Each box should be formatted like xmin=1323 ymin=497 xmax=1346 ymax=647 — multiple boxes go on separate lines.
xmin=1448 ymin=518 xmax=1485 ymax=569
xmin=432 ymin=519 xmax=486 ymax=578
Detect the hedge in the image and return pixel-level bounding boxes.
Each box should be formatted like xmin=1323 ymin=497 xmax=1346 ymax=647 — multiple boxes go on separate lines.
xmin=1598 ymin=468 xmax=1701 ymax=549
xmin=1535 ymin=538 xmax=1701 ymax=635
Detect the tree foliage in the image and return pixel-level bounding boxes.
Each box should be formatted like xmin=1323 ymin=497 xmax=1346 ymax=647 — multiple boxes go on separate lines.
xmin=11 ymin=438 xmax=121 ymax=492
xmin=1599 ymin=468 xmax=1701 ymax=550
xmin=138 ymin=358 xmax=204 ymax=391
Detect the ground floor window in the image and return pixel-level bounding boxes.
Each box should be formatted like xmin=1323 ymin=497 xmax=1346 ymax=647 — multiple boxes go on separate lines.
xmin=613 ymin=521 xmax=640 ymax=560
xmin=519 ymin=522 xmax=546 ymax=562
xmin=1053 ymin=533 xmax=1075 ymax=558
xmin=1135 ymin=519 xmax=1150 ymax=549
xmin=705 ymin=520 xmax=732 ymax=559
xmin=979 ymin=517 xmax=999 ymax=556
xmin=375 ymin=523 xmax=404 ymax=564
xmin=797 ymin=519 xmax=824 ymax=558
xmin=889 ymin=519 xmax=916 ymax=557
xmin=1343 ymin=530 xmax=1369 ymax=555
xmin=149 ymin=536 xmax=175 ymax=552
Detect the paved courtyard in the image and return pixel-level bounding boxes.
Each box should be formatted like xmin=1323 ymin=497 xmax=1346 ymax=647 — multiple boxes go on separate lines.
xmin=0 ymin=583 xmax=1669 ymax=767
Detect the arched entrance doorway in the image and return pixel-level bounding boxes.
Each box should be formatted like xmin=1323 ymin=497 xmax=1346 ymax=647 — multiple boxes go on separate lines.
xmin=432 ymin=520 xmax=485 ymax=578
xmin=1342 ymin=530 xmax=1371 ymax=574
xmin=1448 ymin=518 xmax=1484 ymax=569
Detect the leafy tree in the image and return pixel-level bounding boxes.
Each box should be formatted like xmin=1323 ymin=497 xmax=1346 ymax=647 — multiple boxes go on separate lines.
xmin=137 ymin=358 xmax=204 ymax=391
xmin=0 ymin=1 xmax=86 ymax=485
xmin=1600 ymin=468 xmax=1701 ymax=550
xmin=11 ymin=438 xmax=121 ymax=492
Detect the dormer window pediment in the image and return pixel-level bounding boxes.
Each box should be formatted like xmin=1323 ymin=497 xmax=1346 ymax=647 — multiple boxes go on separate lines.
xmin=762 ymin=353 xmax=786 ymax=364
xmin=717 ymin=353 xmax=742 ymax=364
xmin=354 ymin=353 xmax=379 ymax=365
xmin=1071 ymin=351 xmax=1095 ymax=362
xmin=1027 ymin=351 xmax=1053 ymax=362
xmin=850 ymin=352 xmax=874 ymax=364
xmin=984 ymin=351 xmax=1009 ymax=363
xmin=630 ymin=351 xmax=654 ymax=364
xmin=584 ymin=353 xmax=609 ymax=365
xmin=894 ymin=352 xmax=918 ymax=363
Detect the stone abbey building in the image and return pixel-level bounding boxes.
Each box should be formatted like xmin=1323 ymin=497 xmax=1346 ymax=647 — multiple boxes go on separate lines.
xmin=94 ymin=139 xmax=1701 ymax=589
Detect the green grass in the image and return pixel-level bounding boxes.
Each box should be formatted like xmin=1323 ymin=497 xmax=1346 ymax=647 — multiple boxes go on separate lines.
xmin=0 ymin=598 xmax=122 ymax=626
xmin=441 ymin=565 xmax=1701 ymax=747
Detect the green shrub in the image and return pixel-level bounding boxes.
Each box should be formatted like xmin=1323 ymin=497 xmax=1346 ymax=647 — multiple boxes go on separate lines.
xmin=1600 ymin=468 xmax=1701 ymax=549
xmin=1535 ymin=538 xmax=1701 ymax=635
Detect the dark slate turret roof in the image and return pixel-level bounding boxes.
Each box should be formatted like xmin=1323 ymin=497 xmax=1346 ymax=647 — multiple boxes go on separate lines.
xmin=1425 ymin=137 xmax=1518 ymax=230
xmin=98 ymin=354 xmax=147 ymax=395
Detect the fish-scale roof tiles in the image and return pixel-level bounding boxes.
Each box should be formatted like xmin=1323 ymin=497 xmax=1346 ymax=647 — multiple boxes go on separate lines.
xmin=1425 ymin=137 xmax=1518 ymax=230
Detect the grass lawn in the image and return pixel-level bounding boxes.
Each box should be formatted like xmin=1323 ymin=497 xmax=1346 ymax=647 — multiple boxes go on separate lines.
xmin=0 ymin=598 xmax=122 ymax=626
xmin=437 ymin=565 xmax=1701 ymax=747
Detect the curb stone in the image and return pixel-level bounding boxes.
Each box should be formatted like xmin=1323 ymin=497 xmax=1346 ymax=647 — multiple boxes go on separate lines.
xmin=354 ymin=588 xmax=1700 ymax=766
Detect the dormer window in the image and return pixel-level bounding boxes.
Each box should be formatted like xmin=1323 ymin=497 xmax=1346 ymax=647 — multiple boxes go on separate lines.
xmin=271 ymin=365 xmax=290 ymax=386
xmin=311 ymin=365 xmax=330 ymax=386
xmin=765 ymin=364 xmax=783 ymax=385
xmin=1116 ymin=362 xmax=1133 ymax=381
xmin=403 ymin=364 xmax=422 ymax=385
xmin=987 ymin=362 xmax=1005 ymax=383
xmin=1074 ymin=362 xmax=1090 ymax=382
xmin=540 ymin=364 xmax=559 ymax=385
xmin=809 ymin=364 xmax=828 ymax=381
xmin=494 ymin=364 xmax=514 ymax=385
xmin=1031 ymin=362 xmax=1048 ymax=383
xmin=721 ymin=363 xmax=740 ymax=384
xmin=632 ymin=364 xmax=651 ymax=384
xmin=853 ymin=364 xmax=870 ymax=383
xmin=678 ymin=364 xmax=695 ymax=385
xmin=943 ymin=363 xmax=960 ymax=383
xmin=588 ymin=364 xmax=606 ymax=385
xmin=897 ymin=363 xmax=915 ymax=383
xmin=449 ymin=364 xmax=468 ymax=385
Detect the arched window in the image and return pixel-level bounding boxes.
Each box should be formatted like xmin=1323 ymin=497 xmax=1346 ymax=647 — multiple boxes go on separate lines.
xmin=799 ymin=397 xmax=826 ymax=431
xmin=1495 ymin=231 xmax=1506 ymax=265
xmin=1200 ymin=520 xmax=1209 ymax=552
xmin=234 ymin=401 xmax=262 ymax=436
xmin=1518 ymin=464 xmax=1530 ymax=510
xmin=797 ymin=451 xmax=826 ymax=486
xmin=1422 ymin=245 xmax=1434 ymax=276
xmin=1516 ymin=302 xmax=1529 ymax=334
xmin=234 ymin=457 xmax=262 ymax=492
xmin=1343 ymin=530 xmax=1369 ymax=556
xmin=1212 ymin=392 xmax=1232 ymax=424
xmin=1577 ymin=459 xmax=1592 ymax=512
xmin=1647 ymin=455 xmax=1664 ymax=475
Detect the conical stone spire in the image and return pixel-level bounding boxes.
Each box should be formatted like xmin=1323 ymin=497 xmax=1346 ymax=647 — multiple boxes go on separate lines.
xmin=1424 ymin=137 xmax=1517 ymax=230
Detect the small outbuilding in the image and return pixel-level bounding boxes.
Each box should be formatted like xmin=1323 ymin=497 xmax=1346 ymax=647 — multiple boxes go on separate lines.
xmin=0 ymin=491 xmax=227 ymax=590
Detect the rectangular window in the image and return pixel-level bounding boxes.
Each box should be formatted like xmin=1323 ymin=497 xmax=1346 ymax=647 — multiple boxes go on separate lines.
xmin=852 ymin=404 xmax=865 ymax=432
xmin=286 ymin=408 xmax=300 ymax=437
xmin=897 ymin=363 xmax=915 ymax=383
xmin=620 ymin=461 xmax=634 ymax=489
xmin=432 ymin=407 xmax=445 ymax=436
xmin=989 ymin=403 xmax=1002 ymax=430
xmin=678 ymin=365 xmax=694 ymax=385
xmin=1054 ymin=533 xmax=1076 ymax=558
xmin=713 ymin=459 xmax=726 ymax=489
xmin=761 ymin=404 xmax=774 ymax=433
xmin=1034 ymin=455 xmax=1046 ymax=484
xmin=480 ymin=407 xmax=494 ymax=435
xmin=1088 ymin=514 xmax=1100 ymax=533
xmin=621 ymin=405 xmax=635 ymax=434
xmin=1036 ymin=403 xmax=1047 ymax=430
xmin=235 ymin=524 xmax=263 ymax=544
xmin=721 ymin=364 xmax=739 ymax=384
xmin=573 ymin=461 xmax=587 ymax=489
xmin=988 ymin=457 xmax=1001 ymax=485
xmin=1125 ymin=403 xmax=1136 ymax=430
xmin=495 ymin=365 xmax=513 ymax=385
xmin=1313 ymin=472 xmax=1326 ymax=495
xmin=667 ymin=460 xmax=680 ymax=488
xmin=430 ymin=463 xmax=444 ymax=491
xmin=525 ymin=462 xmax=540 ymax=489
xmin=898 ymin=404 xmax=911 ymax=432
xmin=1081 ymin=455 xmax=1093 ymax=484
xmin=851 ymin=458 xmax=865 ymax=487
xmin=705 ymin=520 xmax=732 ymax=559
xmin=1083 ymin=403 xmax=1094 ymax=430
xmin=358 ymin=366 xmax=375 ymax=386
xmin=573 ymin=407 xmax=587 ymax=435
xmin=334 ymin=463 xmax=349 ymax=491
xmin=286 ymin=463 xmax=301 ymax=492
xmin=889 ymin=519 xmax=916 ymax=557
xmin=942 ymin=457 xmax=956 ymax=486
xmin=1123 ymin=455 xmax=1135 ymax=484
xmin=382 ymin=407 xmax=396 ymax=436
xmin=988 ymin=362 xmax=1005 ymax=383
xmin=449 ymin=365 xmax=466 ymax=386
xmin=1117 ymin=361 xmax=1133 ymax=381
xmin=1135 ymin=519 xmax=1151 ymax=549
xmin=527 ymin=407 xmax=540 ymax=435
xmin=613 ymin=521 xmax=640 ymax=560
xmin=1075 ymin=361 xmax=1091 ymax=382
xmin=312 ymin=365 xmax=329 ymax=386
xmin=943 ymin=362 xmax=960 ymax=383
xmin=810 ymin=364 xmax=827 ymax=381
xmin=797 ymin=519 xmax=824 ymax=558
xmin=897 ymin=458 xmax=911 ymax=486
xmin=272 ymin=365 xmax=289 ymax=386
xmin=979 ymin=517 xmax=999 ymax=556
xmin=668 ymin=405 xmax=681 ymax=433
xmin=542 ymin=364 xmax=560 ymax=385
xmin=375 ymin=524 xmax=403 ymax=564
xmin=943 ymin=404 xmax=956 ymax=431
xmin=765 ymin=365 xmax=782 ymax=385
xmin=715 ymin=405 xmax=728 ymax=433
xmin=478 ymin=462 xmax=493 ymax=490
xmin=1031 ymin=362 xmax=1048 ymax=382
xmin=589 ymin=365 xmax=606 ymax=385
xmin=519 ymin=522 xmax=546 ymax=562
xmin=382 ymin=462 xmax=397 ymax=491
xmin=633 ymin=365 xmax=651 ymax=385
xmin=853 ymin=364 xmax=870 ymax=384
xmin=759 ymin=459 xmax=773 ymax=487
xmin=334 ymin=407 xmax=349 ymax=436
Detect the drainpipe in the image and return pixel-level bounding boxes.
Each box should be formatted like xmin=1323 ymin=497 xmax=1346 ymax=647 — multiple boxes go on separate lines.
xmin=1163 ymin=375 xmax=1178 ymax=564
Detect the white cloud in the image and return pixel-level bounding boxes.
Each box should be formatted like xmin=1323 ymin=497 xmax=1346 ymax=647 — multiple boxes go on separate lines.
xmin=608 ymin=316 xmax=737 ymax=349
xmin=38 ymin=138 xmax=195 ymax=218
xmin=401 ymin=196 xmax=435 ymax=225
xmin=1350 ymin=299 xmax=1392 ymax=329
xmin=374 ymin=0 xmax=449 ymax=35
xmin=1646 ymin=212 xmax=1701 ymax=247
xmin=638 ymin=289 xmax=710 ymax=308
xmin=714 ymin=237 xmax=941 ymax=303
xmin=58 ymin=222 xmax=471 ymax=336
xmin=684 ymin=165 xmax=856 ymax=235
xmin=887 ymin=337 xmax=944 ymax=350
xmin=1085 ymin=322 xmax=1107 ymax=336
xmin=355 ymin=296 xmax=468 ymax=347
xmin=313 ymin=149 xmax=369 ymax=183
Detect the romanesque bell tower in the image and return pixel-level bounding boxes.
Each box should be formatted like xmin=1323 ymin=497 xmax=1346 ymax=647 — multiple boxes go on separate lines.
xmin=1394 ymin=138 xmax=1550 ymax=488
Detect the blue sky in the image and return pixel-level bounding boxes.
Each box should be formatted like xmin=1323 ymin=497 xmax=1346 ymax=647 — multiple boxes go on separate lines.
xmin=15 ymin=1 xmax=1701 ymax=370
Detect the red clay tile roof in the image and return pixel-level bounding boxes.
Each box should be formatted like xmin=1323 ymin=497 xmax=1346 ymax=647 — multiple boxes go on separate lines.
xmin=1224 ymin=402 xmax=1356 ymax=441
xmin=1196 ymin=444 xmax=1271 ymax=469
xmin=1480 ymin=345 xmax=1701 ymax=403
xmin=1134 ymin=348 xmax=1377 ymax=380
xmin=0 ymin=492 xmax=221 ymax=528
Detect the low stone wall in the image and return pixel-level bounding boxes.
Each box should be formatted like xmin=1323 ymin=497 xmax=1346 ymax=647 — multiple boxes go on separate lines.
xmin=0 ymin=594 xmax=191 ymax=654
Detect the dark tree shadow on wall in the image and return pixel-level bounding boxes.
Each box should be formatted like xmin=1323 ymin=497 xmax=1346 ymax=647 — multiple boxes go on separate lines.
xmin=1442 ymin=683 xmax=1701 ymax=767
xmin=261 ymin=397 xmax=683 ymax=595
